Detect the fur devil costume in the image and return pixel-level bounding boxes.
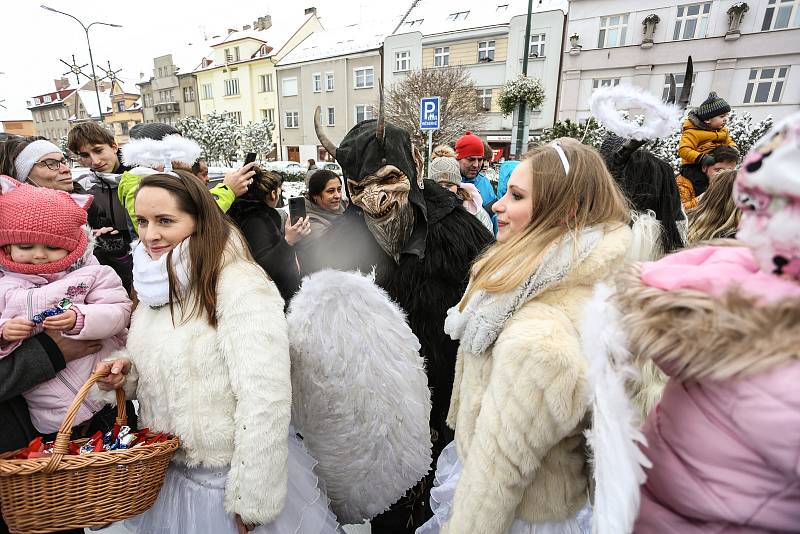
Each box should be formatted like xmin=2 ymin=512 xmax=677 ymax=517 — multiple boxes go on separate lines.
xmin=304 ymin=105 xmax=493 ymax=531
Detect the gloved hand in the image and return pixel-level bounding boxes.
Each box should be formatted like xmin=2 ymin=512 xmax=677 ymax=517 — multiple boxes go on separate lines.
xmin=699 ymin=154 xmax=715 ymax=167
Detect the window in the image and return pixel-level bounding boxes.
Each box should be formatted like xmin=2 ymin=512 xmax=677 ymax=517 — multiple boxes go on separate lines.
xmin=282 ymin=77 xmax=298 ymax=96
xmin=144 ymin=93 xmax=154 ymax=107
xmin=478 ymin=41 xmax=496 ymax=62
xmin=325 ymin=72 xmax=334 ymax=91
xmin=395 ymin=51 xmax=411 ymax=72
xmin=447 ymin=11 xmax=470 ymax=21
xmin=477 ymin=88 xmax=493 ymax=111
xmin=673 ymin=3 xmax=711 ymax=40
xmin=284 ymin=111 xmax=299 ymax=128
xmin=354 ymin=67 xmax=374 ymax=89
xmin=529 ymin=34 xmax=546 ymax=57
xmin=224 ymin=46 xmax=240 ymax=62
xmin=434 ymin=47 xmax=450 ymax=67
xmin=48 ymin=110 xmax=54 ymax=121
xmin=592 ymin=78 xmax=621 ymax=90
xmin=224 ymin=78 xmax=240 ymax=96
xmin=157 ymin=67 xmax=163 ymax=77
xmin=201 ymin=84 xmax=213 ymax=100
xmin=116 ymin=101 xmax=125 ymax=112
xmin=598 ymin=14 xmax=629 ymax=48
xmin=762 ymin=0 xmax=800 ymax=30
xmin=355 ymin=104 xmax=374 ymax=123
xmin=261 ymin=108 xmax=275 ymax=123
xmin=662 ymin=73 xmax=697 ymax=101
xmin=121 ymin=122 xmax=129 ymax=135
xmin=43 ymin=95 xmax=52 ymax=103
xmin=744 ymin=66 xmax=789 ymax=103
xmin=312 ymin=73 xmax=322 ymax=92
xmin=327 ymin=107 xmax=335 ymax=126
xmin=224 ymin=111 xmax=242 ymax=124
xmin=183 ymin=86 xmax=195 ymax=102
xmin=259 ymin=74 xmax=273 ymax=92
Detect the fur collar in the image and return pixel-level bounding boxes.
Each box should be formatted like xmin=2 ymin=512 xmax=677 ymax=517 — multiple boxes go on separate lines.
xmin=615 ymin=264 xmax=800 ymax=380
xmin=685 ymin=111 xmax=713 ymax=132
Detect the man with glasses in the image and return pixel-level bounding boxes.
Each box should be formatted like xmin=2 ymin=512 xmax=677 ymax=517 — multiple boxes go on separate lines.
xmin=455 ymin=131 xmax=498 ymax=234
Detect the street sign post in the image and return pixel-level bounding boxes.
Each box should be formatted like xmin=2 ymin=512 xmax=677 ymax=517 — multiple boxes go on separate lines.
xmin=420 ymin=96 xmax=441 ymax=169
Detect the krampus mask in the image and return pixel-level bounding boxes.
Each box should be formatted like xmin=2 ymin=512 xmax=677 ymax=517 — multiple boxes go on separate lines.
xmin=314 ymin=103 xmax=426 ymax=261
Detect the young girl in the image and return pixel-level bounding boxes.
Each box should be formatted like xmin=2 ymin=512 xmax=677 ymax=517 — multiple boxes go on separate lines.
xmin=428 ymin=147 xmax=493 ymax=233
xmin=94 ymin=171 xmax=338 ymax=534
xmin=0 ymin=177 xmax=131 ymax=436
xmin=687 ymin=168 xmax=740 ymax=243
xmin=419 ymin=142 xmax=631 ymax=533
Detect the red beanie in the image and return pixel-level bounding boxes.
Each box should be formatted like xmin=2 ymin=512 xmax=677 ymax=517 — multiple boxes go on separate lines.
xmin=455 ymin=131 xmax=485 ymax=160
xmin=0 ymin=177 xmax=92 ymax=275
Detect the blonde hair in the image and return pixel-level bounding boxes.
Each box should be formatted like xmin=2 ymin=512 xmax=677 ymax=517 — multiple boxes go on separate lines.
xmin=432 ymin=144 xmax=456 ymax=158
xmin=687 ymin=169 xmax=740 ymax=243
xmin=461 ymin=143 xmax=629 ymax=309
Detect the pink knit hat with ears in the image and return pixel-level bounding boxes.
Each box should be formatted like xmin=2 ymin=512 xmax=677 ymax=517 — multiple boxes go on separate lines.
xmin=0 ymin=176 xmax=93 ymax=275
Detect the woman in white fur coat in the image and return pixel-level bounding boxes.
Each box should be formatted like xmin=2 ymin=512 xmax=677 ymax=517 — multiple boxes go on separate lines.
xmin=418 ymin=141 xmax=631 ymax=534
xmin=94 ymin=171 xmax=338 ymax=534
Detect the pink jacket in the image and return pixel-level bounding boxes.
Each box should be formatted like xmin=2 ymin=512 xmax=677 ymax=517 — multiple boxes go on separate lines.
xmin=617 ymin=246 xmax=800 ymax=532
xmin=0 ymin=257 xmax=131 ymax=434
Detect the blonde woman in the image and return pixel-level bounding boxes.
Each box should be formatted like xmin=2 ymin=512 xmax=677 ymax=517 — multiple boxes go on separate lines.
xmin=687 ymin=169 xmax=740 ymax=244
xmin=418 ymin=142 xmax=631 ymax=534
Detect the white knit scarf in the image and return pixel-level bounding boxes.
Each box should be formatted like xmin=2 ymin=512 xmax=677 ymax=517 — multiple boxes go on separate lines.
xmin=444 ymin=226 xmax=604 ymax=355
xmin=132 ymin=239 xmax=191 ymax=307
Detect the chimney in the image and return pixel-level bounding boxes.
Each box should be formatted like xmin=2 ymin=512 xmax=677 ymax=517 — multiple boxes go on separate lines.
xmin=254 ymin=15 xmax=272 ymax=30
xmin=304 ymin=7 xmax=317 ymax=16
xmin=227 ymin=27 xmax=237 ymax=34
xmin=243 ymin=24 xmax=251 ymax=30
xmin=54 ymin=77 xmax=70 ymax=91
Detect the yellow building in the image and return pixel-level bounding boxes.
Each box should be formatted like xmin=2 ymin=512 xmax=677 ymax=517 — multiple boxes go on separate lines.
xmin=107 ymin=81 xmax=143 ymax=145
xmin=1 ymin=119 xmax=35 ymax=136
xmin=194 ymin=11 xmax=322 ymax=157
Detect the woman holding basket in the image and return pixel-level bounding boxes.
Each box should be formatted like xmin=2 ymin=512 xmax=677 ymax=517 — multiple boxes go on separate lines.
xmin=95 ymin=171 xmax=338 ymax=534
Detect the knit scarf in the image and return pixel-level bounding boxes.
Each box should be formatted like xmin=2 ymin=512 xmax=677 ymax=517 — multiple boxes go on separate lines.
xmin=132 ymin=239 xmax=191 ymax=307
xmin=445 ymin=226 xmax=604 ymax=355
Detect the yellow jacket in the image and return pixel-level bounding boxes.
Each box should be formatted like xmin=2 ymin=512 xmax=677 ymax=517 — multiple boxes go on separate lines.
xmin=678 ymin=114 xmax=736 ymax=166
xmin=677 ymin=174 xmax=699 ymax=210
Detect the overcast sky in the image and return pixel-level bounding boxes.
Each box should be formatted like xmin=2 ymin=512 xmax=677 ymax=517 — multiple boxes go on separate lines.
xmin=1 ymin=0 xmax=407 ymax=120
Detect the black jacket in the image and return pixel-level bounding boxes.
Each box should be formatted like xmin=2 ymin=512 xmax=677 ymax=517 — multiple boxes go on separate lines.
xmin=227 ymin=200 xmax=301 ymax=303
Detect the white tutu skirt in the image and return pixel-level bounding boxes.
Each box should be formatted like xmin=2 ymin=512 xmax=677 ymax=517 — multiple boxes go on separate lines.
xmin=125 ymin=432 xmax=340 ymax=534
xmin=417 ymin=442 xmax=592 ymax=534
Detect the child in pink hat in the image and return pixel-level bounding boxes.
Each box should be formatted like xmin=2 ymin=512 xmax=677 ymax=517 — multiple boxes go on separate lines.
xmin=0 ymin=176 xmax=132 ymax=436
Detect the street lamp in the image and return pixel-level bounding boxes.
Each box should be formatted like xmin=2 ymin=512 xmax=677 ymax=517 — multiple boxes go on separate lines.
xmin=41 ymin=5 xmax=122 ymax=122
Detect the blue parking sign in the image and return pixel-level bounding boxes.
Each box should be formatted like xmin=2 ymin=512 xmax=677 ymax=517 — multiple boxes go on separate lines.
xmin=420 ymin=96 xmax=440 ymax=130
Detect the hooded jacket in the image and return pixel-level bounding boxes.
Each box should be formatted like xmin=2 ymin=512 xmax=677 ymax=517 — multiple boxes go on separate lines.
xmin=678 ymin=112 xmax=736 ymax=166
xmin=616 ymin=246 xmax=800 ymax=533
xmin=0 ymin=252 xmax=131 ymax=434
xmin=443 ymin=225 xmax=631 ymax=533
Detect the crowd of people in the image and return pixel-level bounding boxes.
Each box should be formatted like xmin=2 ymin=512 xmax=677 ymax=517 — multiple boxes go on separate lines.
xmin=0 ymin=84 xmax=797 ymax=534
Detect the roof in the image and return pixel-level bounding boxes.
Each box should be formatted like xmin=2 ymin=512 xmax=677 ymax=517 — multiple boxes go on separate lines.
xmin=277 ymin=24 xmax=385 ymax=66
xmin=77 ymin=89 xmax=112 ymax=119
xmin=27 ymin=89 xmax=75 ymax=109
xmin=392 ymin=0 xmax=568 ymax=37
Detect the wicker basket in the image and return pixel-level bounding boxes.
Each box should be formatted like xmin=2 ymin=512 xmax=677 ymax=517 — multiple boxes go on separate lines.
xmin=0 ymin=370 xmax=180 ymax=533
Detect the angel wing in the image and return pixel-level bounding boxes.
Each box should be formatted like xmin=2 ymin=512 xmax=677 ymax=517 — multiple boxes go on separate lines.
xmin=287 ymin=269 xmax=432 ymax=524
xmin=582 ymin=283 xmax=652 ymax=534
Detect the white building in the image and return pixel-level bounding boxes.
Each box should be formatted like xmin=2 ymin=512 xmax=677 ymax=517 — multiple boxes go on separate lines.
xmin=559 ymin=0 xmax=800 ymax=121
xmin=383 ymin=0 xmax=568 ymax=157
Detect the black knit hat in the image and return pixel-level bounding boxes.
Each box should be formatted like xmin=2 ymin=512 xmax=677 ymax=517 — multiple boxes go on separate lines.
xmin=696 ymin=92 xmax=731 ymax=121
xmin=129 ymin=122 xmax=181 ymax=140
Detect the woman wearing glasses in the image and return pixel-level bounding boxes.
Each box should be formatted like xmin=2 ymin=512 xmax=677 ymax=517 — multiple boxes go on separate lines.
xmin=0 ymin=137 xmax=74 ymax=190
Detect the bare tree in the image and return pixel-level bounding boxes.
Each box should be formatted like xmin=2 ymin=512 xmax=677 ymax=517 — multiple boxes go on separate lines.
xmin=385 ymin=67 xmax=485 ymax=157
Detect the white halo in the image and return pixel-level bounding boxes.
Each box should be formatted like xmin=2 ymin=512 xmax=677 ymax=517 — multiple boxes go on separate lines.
xmin=590 ymin=85 xmax=683 ymax=141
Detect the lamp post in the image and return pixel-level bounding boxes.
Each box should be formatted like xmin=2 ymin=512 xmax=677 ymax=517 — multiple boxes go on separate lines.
xmin=41 ymin=5 xmax=121 ymax=123
xmin=514 ymin=0 xmax=536 ymax=158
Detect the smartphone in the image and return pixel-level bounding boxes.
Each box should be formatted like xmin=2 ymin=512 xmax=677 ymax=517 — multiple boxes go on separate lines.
xmin=288 ymin=196 xmax=307 ymax=225
xmin=244 ymin=152 xmax=257 ymax=165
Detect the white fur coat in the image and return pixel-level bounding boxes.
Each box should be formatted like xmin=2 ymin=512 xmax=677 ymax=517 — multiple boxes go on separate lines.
xmin=96 ymin=255 xmax=291 ymax=526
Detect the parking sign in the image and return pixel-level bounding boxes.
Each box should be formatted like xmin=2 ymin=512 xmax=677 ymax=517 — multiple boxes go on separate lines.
xmin=420 ymin=96 xmax=440 ymax=130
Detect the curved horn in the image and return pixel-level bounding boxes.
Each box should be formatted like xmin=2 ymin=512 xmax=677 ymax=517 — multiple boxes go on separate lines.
xmin=314 ymin=106 xmax=338 ymax=159
xmin=376 ymin=81 xmax=385 ymax=147
xmin=678 ymin=56 xmax=693 ymax=110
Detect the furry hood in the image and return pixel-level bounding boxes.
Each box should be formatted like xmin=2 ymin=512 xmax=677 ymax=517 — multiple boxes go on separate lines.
xmin=684 ymin=112 xmax=714 ymax=132
xmin=614 ymin=262 xmax=800 ymax=381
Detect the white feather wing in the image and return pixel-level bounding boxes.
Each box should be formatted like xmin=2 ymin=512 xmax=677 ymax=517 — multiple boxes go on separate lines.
xmin=287 ymin=269 xmax=433 ymax=524
xmin=582 ymin=284 xmax=652 ymax=534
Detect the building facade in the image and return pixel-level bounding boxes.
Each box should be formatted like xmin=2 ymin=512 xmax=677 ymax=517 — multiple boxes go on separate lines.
xmin=28 ymin=79 xmax=76 ymax=143
xmin=107 ymin=82 xmax=143 ymax=145
xmin=0 ymin=120 xmax=35 ymax=137
xmin=383 ymin=0 xmax=567 ymax=157
xmin=559 ymin=0 xmax=800 ymax=122
xmin=275 ymin=25 xmax=385 ymax=162
xmin=138 ymin=53 xmax=202 ymax=126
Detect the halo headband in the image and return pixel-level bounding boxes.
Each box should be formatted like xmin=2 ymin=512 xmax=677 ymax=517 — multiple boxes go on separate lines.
xmin=550 ymin=142 xmax=570 ymax=175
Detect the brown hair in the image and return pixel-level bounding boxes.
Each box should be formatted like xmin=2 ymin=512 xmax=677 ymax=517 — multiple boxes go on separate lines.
xmin=136 ymin=170 xmax=241 ymax=327
xmin=461 ymin=142 xmax=629 ymax=308
xmin=687 ymin=169 xmax=740 ymax=243
xmin=0 ymin=136 xmax=41 ymax=179
xmin=67 ymin=122 xmax=116 ymax=154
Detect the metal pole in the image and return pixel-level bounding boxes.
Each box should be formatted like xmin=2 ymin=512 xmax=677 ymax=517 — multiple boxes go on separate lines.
xmin=515 ymin=0 xmax=535 ymax=158
xmin=84 ymin=26 xmax=104 ymax=122
xmin=427 ymin=130 xmax=433 ymax=172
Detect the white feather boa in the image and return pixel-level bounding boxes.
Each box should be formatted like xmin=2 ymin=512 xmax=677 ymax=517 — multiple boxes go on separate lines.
xmin=590 ymin=85 xmax=682 ymax=140
xmin=121 ymin=133 xmax=201 ymax=168
xmin=287 ymin=269 xmax=433 ymax=524
xmin=582 ymin=283 xmax=651 ymax=534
